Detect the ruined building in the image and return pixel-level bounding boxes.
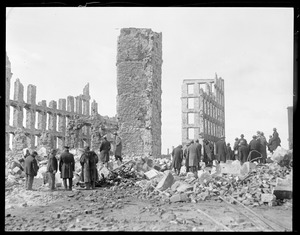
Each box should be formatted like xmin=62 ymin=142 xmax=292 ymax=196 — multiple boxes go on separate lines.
xmin=116 ymin=28 xmax=163 ymax=158
xmin=5 ymin=53 xmax=117 ymax=152
xmin=181 ymin=75 xmax=225 ymax=146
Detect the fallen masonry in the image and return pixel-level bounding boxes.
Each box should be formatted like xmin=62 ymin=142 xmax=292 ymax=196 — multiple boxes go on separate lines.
xmin=5 ymin=147 xmax=292 ymax=210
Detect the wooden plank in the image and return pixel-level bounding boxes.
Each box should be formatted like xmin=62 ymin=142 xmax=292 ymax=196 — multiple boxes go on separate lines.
xmin=196 ymin=209 xmax=232 ymax=231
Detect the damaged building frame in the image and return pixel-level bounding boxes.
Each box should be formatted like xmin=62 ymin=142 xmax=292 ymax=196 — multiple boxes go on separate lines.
xmin=181 ymin=75 xmax=225 ymax=147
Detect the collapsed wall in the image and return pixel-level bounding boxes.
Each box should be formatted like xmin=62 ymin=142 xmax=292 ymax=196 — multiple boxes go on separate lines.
xmin=116 ymin=28 xmax=163 ymax=158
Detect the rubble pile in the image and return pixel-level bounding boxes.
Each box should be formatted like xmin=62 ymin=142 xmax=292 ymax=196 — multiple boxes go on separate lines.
xmin=5 ymin=146 xmax=292 ymax=210
xmin=133 ymin=153 xmax=292 ymax=207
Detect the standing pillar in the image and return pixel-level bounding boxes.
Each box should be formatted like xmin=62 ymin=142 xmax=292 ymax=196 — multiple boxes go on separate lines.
xmin=13 ymin=79 xmax=24 ymax=128
xmin=58 ymin=98 xmax=66 ymax=149
xmin=49 ymin=100 xmax=57 ymax=148
xmin=116 ymin=28 xmax=163 ymax=158
xmin=6 ymin=52 xmax=13 ymax=150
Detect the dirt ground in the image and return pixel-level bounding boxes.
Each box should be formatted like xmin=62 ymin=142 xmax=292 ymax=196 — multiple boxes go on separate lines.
xmin=5 ymin=178 xmax=293 ymax=232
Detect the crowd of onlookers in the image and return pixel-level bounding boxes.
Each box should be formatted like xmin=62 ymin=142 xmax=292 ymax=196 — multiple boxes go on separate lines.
xmin=171 ymin=128 xmax=281 ymax=176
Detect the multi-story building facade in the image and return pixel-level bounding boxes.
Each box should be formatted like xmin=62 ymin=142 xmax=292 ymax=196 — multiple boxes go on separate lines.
xmin=181 ymin=74 xmax=225 ymax=147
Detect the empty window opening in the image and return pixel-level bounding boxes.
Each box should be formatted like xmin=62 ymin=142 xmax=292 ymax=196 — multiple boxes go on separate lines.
xmin=9 ymin=133 xmax=14 ymax=150
xmin=23 ymin=108 xmax=27 ymax=128
xmin=187 ymin=84 xmax=194 ymax=95
xmin=9 ymin=106 xmax=14 ymax=126
xmin=188 ymin=128 xmax=195 ymax=140
xmin=188 ymin=113 xmax=195 ymax=124
xmin=199 ymin=83 xmax=206 ymax=92
xmin=188 ymin=98 xmax=194 ymax=109
xmin=46 ymin=113 xmax=49 ymax=130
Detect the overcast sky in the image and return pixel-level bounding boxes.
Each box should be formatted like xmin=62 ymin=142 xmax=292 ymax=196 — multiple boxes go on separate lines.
xmin=6 ymin=7 xmax=293 ymax=153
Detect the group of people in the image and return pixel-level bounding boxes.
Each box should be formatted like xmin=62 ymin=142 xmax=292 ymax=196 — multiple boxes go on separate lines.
xmin=171 ymin=128 xmax=281 ymax=175
xmin=23 ymin=132 xmax=122 ymax=191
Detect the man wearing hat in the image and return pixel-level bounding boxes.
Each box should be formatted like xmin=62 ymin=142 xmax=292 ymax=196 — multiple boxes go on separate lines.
xmin=257 ymin=132 xmax=268 ymax=163
xmin=215 ymin=136 xmax=227 ymax=163
xmin=226 ymin=143 xmax=234 ymax=160
xmin=99 ymin=135 xmax=111 ymax=167
xmin=238 ymin=134 xmax=249 ymax=164
xmin=233 ymin=137 xmax=239 ymax=160
xmin=113 ymin=132 xmax=123 ymax=163
xmin=80 ymin=146 xmax=99 ymax=189
xmin=46 ymin=148 xmax=58 ymax=191
xmin=269 ymin=128 xmax=281 ymax=153
xmin=24 ymin=151 xmax=39 ymax=190
xmin=59 ymin=146 xmax=75 ymax=191
xmin=248 ymin=135 xmax=261 ymax=162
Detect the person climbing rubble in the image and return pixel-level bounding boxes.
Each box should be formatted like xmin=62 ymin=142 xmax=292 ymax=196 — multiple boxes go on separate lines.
xmin=100 ymin=135 xmax=111 ymax=168
xmin=80 ymin=146 xmax=99 ymax=190
xmin=46 ymin=148 xmax=58 ymax=191
xmin=24 ymin=151 xmax=39 ymax=191
xmin=171 ymin=144 xmax=183 ymax=175
xmin=59 ymin=146 xmax=75 ymax=191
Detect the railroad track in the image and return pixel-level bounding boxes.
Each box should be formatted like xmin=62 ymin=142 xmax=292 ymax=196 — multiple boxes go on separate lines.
xmin=195 ymin=196 xmax=291 ymax=231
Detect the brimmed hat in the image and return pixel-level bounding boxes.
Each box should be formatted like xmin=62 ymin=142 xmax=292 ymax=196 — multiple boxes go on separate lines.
xmin=252 ymin=135 xmax=256 ymax=139
xmin=85 ymin=146 xmax=90 ymax=151
xmin=103 ymin=135 xmax=107 ymax=139
xmin=235 ymin=137 xmax=238 ymax=140
xmin=240 ymin=134 xmax=244 ymax=137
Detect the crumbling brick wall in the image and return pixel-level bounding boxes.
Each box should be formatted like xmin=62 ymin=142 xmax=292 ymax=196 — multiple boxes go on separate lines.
xmin=116 ymin=28 xmax=163 ymax=158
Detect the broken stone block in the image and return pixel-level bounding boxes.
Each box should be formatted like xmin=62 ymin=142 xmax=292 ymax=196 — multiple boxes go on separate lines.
xmin=261 ymin=193 xmax=276 ymax=203
xmin=198 ymin=172 xmax=212 ymax=185
xmin=171 ymin=181 xmax=182 ymax=192
xmin=240 ymin=162 xmax=256 ymax=176
xmin=170 ymin=193 xmax=189 ymax=203
xmin=99 ymin=166 xmax=110 ymax=179
xmin=197 ymin=170 xmax=205 ymax=178
xmin=273 ymin=177 xmax=292 ymax=199
xmin=176 ymin=183 xmax=193 ymax=193
xmin=12 ymin=167 xmax=22 ymax=175
xmin=156 ymin=170 xmax=174 ymax=191
xmin=144 ymin=169 xmax=160 ymax=180
xmin=186 ymin=172 xmax=195 ymax=179
xmin=153 ymin=164 xmax=161 ymax=171
xmin=146 ymin=158 xmax=153 ymax=168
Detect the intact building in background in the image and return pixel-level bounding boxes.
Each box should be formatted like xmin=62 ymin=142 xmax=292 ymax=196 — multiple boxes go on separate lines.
xmin=181 ymin=75 xmax=225 ymax=147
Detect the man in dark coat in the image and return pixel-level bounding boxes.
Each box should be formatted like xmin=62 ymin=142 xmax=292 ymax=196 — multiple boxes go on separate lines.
xmin=203 ymin=139 xmax=214 ymax=167
xmin=215 ymin=136 xmax=227 ymax=163
xmin=257 ymin=132 xmax=268 ymax=163
xmin=248 ymin=135 xmax=261 ymax=162
xmin=187 ymin=141 xmax=201 ymax=177
xmin=59 ymin=146 xmax=75 ymax=191
xmin=183 ymin=142 xmax=191 ymax=172
xmin=195 ymin=139 xmax=202 ymax=170
xmin=269 ymin=128 xmax=281 ymax=153
xmin=80 ymin=146 xmax=99 ymax=190
xmin=24 ymin=151 xmax=39 ymax=190
xmin=171 ymin=145 xmax=183 ymax=175
xmin=238 ymin=134 xmax=249 ymax=164
xmin=46 ymin=148 xmax=58 ymax=191
xmin=100 ymin=135 xmax=111 ymax=167
xmin=226 ymin=143 xmax=234 ymax=160
xmin=233 ymin=137 xmax=239 ymax=160
xmin=113 ymin=132 xmax=123 ymax=162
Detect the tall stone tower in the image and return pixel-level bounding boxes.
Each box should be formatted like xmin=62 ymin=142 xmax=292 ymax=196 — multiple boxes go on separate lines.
xmin=116 ymin=28 xmax=163 ymax=158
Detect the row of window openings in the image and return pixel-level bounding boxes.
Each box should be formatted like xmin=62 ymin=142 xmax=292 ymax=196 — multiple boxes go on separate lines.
xmin=7 ymin=134 xmax=88 ymax=150
xmin=188 ymin=97 xmax=223 ymax=109
xmin=187 ymin=100 xmax=224 ymax=119
xmin=187 ymin=84 xmax=223 ymax=104
xmin=9 ymin=107 xmax=73 ymax=131
xmin=187 ymin=127 xmax=224 ymax=140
